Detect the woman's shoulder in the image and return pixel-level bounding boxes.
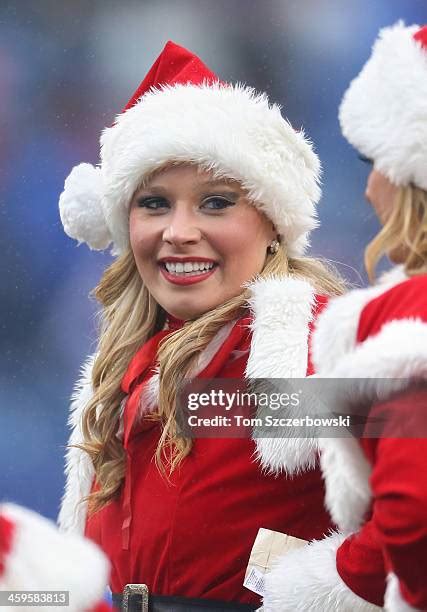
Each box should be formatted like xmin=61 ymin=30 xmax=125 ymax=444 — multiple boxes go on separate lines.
xmin=358 ymin=272 xmax=427 ymax=341
xmin=310 ymin=270 xmax=427 ymax=380
xmin=309 ymin=286 xmax=381 ymax=374
xmin=309 ymin=267 xmax=425 ymax=372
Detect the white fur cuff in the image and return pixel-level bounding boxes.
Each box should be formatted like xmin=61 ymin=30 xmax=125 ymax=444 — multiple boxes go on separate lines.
xmin=384 ymin=573 xmax=423 ymax=612
xmin=263 ymin=532 xmax=381 ymax=611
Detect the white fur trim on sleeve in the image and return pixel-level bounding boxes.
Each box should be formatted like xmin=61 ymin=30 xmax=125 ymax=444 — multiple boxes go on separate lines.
xmin=58 ymin=355 xmax=96 ymax=534
xmin=315 ymin=319 xmax=427 ymax=532
xmin=263 ymin=532 xmax=381 ymax=611
xmin=384 ymin=573 xmax=422 ymax=611
xmin=0 ymin=504 xmax=109 ymax=611
xmin=320 ymin=437 xmax=372 ymax=533
xmin=329 ymin=318 xmax=427 ymax=382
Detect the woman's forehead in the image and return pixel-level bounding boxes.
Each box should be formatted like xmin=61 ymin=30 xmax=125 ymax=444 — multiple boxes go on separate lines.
xmin=140 ymin=163 xmax=244 ymax=191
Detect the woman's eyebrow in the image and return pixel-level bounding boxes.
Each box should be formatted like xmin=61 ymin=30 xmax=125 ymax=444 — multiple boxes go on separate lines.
xmin=136 ymin=184 xmax=168 ymax=195
xmin=197 ymin=178 xmax=240 ymax=188
xmin=196 ymin=180 xmax=242 ymax=198
xmin=138 ymin=182 xmax=242 ymax=197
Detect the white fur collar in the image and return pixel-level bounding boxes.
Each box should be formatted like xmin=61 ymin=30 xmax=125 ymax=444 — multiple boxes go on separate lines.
xmin=246 ymin=276 xmax=318 ymax=475
xmin=58 ymin=276 xmax=317 ymax=534
xmin=58 ymin=355 xmax=96 ymax=534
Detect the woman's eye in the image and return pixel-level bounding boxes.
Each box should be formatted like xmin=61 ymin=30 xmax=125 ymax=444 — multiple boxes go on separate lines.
xmin=136 ymin=196 xmax=169 ymax=210
xmin=202 ymin=197 xmax=235 ymax=210
xmin=358 ymin=154 xmax=373 ymax=165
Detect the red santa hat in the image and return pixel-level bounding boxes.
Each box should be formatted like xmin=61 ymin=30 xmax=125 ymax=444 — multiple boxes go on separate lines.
xmin=0 ymin=504 xmax=110 ymax=612
xmin=59 ymin=41 xmax=321 ymax=257
xmin=339 ymin=22 xmax=427 ymax=190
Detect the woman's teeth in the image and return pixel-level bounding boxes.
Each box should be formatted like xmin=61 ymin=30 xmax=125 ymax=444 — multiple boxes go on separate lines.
xmin=164 ymin=261 xmax=215 ymax=275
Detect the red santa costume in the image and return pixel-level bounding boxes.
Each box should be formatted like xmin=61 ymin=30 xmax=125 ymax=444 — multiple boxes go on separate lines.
xmin=0 ymin=503 xmax=110 ymax=612
xmin=263 ymin=22 xmax=427 ymax=612
xmin=57 ymin=42 xmax=338 ymax=611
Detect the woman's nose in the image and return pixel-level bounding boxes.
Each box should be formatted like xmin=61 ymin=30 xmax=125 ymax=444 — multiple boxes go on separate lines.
xmin=162 ymin=209 xmax=202 ymax=246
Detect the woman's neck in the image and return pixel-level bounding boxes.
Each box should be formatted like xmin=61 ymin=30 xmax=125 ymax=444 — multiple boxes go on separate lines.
xmin=164 ymin=313 xmax=186 ymax=331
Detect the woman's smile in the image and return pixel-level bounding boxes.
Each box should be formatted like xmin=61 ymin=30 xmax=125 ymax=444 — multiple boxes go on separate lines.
xmin=158 ymin=257 xmax=218 ymax=285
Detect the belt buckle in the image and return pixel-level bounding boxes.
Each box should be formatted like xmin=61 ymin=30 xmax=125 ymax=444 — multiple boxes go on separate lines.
xmin=122 ymin=584 xmax=149 ymax=612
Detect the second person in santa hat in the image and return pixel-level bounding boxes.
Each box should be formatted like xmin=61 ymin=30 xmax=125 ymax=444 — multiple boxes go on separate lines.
xmin=264 ymin=21 xmax=427 ymax=612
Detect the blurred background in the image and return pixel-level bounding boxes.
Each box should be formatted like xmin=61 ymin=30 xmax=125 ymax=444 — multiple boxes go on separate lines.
xmin=1 ymin=0 xmax=425 ymax=519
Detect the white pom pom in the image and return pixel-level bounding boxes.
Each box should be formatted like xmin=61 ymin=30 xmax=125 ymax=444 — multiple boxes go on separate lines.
xmin=59 ymin=163 xmax=112 ymax=250
xmin=0 ymin=503 xmax=110 ymax=611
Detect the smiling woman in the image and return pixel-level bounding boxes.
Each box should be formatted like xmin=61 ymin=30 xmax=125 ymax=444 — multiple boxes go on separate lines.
xmin=57 ymin=41 xmax=343 ymax=611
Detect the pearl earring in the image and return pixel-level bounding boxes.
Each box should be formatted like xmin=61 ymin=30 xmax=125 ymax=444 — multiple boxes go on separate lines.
xmin=268 ymin=239 xmax=280 ymax=254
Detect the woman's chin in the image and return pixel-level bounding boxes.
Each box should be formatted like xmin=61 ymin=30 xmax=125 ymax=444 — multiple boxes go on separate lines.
xmin=164 ymin=301 xmax=219 ymax=322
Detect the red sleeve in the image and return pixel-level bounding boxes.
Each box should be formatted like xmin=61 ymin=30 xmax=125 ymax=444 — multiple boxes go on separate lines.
xmin=367 ymin=388 xmax=427 ymax=609
xmin=307 ymin=294 xmax=329 ymax=375
xmin=336 ymin=387 xmax=427 ymax=609
xmin=336 ymin=517 xmax=386 ymax=607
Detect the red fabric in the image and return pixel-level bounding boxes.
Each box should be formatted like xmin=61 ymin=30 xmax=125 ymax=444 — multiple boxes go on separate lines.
xmin=0 ymin=514 xmax=14 ymax=576
xmin=335 ymin=274 xmax=427 ymax=609
xmin=414 ymin=25 xmax=427 ymax=50
xmin=86 ymin=309 xmax=333 ymax=606
xmin=336 ymin=515 xmax=386 ymax=607
xmin=356 ymin=274 xmax=427 ymax=342
xmin=87 ymin=601 xmax=112 ymax=612
xmin=365 ymin=390 xmax=427 ymax=610
xmin=123 ymin=41 xmax=219 ymax=112
xmin=308 ymin=295 xmax=329 ymax=375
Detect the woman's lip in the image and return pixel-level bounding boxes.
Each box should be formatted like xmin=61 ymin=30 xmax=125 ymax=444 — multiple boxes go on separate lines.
xmin=159 ymin=264 xmax=217 ymax=286
xmin=158 ymin=256 xmax=217 ymax=264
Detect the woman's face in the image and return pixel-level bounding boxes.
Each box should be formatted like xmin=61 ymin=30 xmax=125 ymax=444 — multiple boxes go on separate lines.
xmin=129 ymin=165 xmax=276 ymax=320
xmin=365 ymin=168 xmax=408 ymax=264
xmin=365 ymin=169 xmax=398 ymax=226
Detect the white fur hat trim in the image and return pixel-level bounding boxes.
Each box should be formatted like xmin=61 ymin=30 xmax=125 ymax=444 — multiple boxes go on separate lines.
xmin=339 ymin=21 xmax=427 ymax=190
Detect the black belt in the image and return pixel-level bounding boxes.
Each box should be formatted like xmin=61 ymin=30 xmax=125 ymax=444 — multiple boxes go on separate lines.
xmin=113 ymin=584 xmax=257 ymax=612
